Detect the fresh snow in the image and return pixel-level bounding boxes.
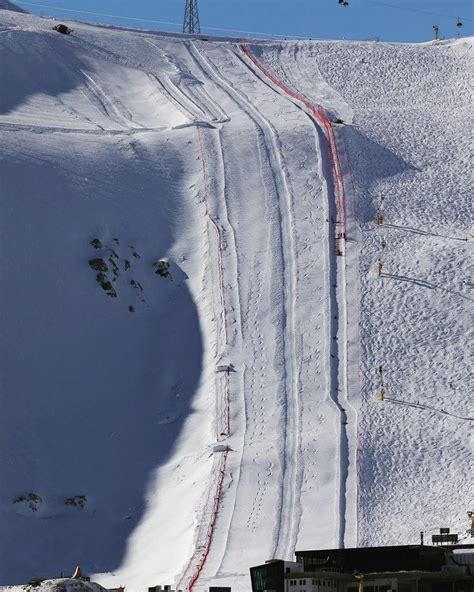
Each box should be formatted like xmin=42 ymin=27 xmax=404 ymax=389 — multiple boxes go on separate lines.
xmin=0 ymin=9 xmax=472 ymax=592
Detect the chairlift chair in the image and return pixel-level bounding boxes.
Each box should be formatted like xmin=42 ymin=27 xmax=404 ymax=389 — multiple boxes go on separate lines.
xmin=456 ymin=18 xmax=463 ymax=27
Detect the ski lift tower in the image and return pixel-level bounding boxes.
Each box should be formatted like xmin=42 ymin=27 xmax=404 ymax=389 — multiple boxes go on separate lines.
xmin=183 ymin=0 xmax=200 ymax=35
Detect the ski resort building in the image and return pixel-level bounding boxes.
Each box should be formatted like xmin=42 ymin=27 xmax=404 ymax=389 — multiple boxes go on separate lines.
xmin=250 ymin=545 xmax=474 ymax=592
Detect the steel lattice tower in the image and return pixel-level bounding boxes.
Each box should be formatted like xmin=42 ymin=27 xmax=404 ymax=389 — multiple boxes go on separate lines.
xmin=183 ymin=0 xmax=200 ymax=35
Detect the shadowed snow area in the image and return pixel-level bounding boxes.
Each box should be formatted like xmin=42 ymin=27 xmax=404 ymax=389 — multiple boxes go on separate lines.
xmin=0 ymin=127 xmax=204 ymax=577
xmin=0 ymin=13 xmax=207 ymax=583
xmin=0 ymin=9 xmax=472 ymax=592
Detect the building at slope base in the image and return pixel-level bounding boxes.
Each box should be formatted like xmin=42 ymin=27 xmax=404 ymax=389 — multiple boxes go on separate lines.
xmin=249 ymin=544 xmax=474 ymax=592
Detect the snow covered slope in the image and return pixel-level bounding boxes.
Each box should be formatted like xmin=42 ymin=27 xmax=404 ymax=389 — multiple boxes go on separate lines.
xmin=0 ymin=10 xmax=471 ymax=592
xmin=252 ymin=38 xmax=473 ymax=547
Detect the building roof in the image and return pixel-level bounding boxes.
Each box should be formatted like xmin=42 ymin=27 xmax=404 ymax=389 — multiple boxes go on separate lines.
xmin=295 ymin=544 xmax=474 ymax=554
xmin=284 ymin=570 xmax=474 ymax=581
xmin=293 ymin=545 xmax=472 ymax=575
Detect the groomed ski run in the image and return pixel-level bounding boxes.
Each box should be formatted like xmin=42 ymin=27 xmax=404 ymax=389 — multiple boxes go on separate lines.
xmin=0 ymin=10 xmax=472 ymax=592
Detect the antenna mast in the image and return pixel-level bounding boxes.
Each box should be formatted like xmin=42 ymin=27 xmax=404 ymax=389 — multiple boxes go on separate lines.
xmin=183 ymin=0 xmax=200 ymax=35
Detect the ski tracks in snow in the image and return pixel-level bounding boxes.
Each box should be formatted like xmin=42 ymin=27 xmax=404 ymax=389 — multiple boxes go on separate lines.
xmin=239 ymin=44 xmax=359 ymax=547
xmin=172 ymin=53 xmax=245 ymax=590
xmin=79 ymin=68 xmax=142 ymax=129
xmin=187 ymin=40 xmax=304 ymax=568
xmin=144 ymin=39 xmax=229 ymax=127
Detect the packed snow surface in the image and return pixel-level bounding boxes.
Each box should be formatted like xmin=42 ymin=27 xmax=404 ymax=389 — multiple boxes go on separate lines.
xmin=0 ymin=10 xmax=471 ymax=592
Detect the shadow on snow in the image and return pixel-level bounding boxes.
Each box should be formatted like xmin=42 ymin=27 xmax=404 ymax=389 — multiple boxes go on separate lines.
xmin=0 ymin=131 xmax=203 ymax=581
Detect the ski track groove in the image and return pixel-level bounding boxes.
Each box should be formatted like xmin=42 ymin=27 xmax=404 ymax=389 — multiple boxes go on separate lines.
xmin=274 ymin=46 xmax=353 ymax=547
xmin=174 ymin=128 xmax=231 ymax=592
xmin=0 ymin=123 xmax=166 ymax=135
xmin=201 ymin=125 xmax=246 ymax=580
xmin=286 ymin=46 xmax=360 ymax=547
xmin=184 ymin=41 xmax=268 ymax=560
xmin=79 ymin=69 xmax=141 ymax=129
xmin=180 ymin=41 xmax=258 ymax=588
xmin=144 ymin=39 xmax=215 ymax=123
xmin=173 ymin=45 xmax=246 ymax=588
xmin=180 ymin=58 xmax=231 ymax=124
xmin=185 ymin=39 xmax=284 ymax=579
xmin=238 ymin=44 xmax=358 ymax=548
xmin=189 ymin=40 xmax=303 ymax=565
xmin=169 ymin=86 xmax=226 ymax=592
xmin=146 ymin=71 xmax=198 ymax=122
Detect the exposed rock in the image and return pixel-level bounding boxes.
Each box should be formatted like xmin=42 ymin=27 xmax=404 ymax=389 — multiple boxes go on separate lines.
xmin=153 ymin=259 xmax=171 ymax=278
xmin=64 ymin=495 xmax=87 ymax=509
xmin=89 ymin=238 xmax=102 ymax=250
xmin=13 ymin=492 xmax=42 ymax=512
xmin=99 ymin=280 xmax=117 ymax=298
xmin=88 ymin=258 xmax=108 ymax=272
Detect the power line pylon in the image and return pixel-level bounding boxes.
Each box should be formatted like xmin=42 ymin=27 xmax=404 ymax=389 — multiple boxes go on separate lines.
xmin=183 ymin=0 xmax=200 ymax=35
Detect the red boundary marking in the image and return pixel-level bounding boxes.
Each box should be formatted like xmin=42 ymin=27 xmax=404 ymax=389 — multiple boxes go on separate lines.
xmin=239 ymin=44 xmax=360 ymax=544
xmin=187 ymin=450 xmax=229 ymax=591
xmin=239 ymin=44 xmax=347 ymax=252
xmin=208 ymin=214 xmax=229 ymax=346
xmin=177 ymin=134 xmax=231 ymax=592
xmin=182 ymin=47 xmax=351 ymax=588
xmin=207 ymin=216 xmax=231 ymax=441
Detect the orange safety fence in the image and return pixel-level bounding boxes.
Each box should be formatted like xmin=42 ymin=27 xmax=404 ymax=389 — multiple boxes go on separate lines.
xmin=239 ymin=44 xmax=347 ymax=253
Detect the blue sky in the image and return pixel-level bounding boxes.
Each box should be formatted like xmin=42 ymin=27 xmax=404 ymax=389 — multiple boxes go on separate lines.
xmin=14 ymin=0 xmax=473 ymax=41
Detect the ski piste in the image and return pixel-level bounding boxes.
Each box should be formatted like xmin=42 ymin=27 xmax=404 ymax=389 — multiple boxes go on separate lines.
xmin=0 ymin=9 xmax=471 ymax=591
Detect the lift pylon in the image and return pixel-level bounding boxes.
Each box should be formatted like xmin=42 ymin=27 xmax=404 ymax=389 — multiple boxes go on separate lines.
xmin=183 ymin=0 xmax=200 ymax=35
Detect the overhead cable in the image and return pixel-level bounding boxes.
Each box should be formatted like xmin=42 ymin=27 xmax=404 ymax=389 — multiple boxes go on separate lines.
xmin=15 ymin=2 xmax=184 ymax=27
xmin=366 ymin=0 xmax=472 ymax=22
xmin=15 ymin=1 xmax=312 ymax=39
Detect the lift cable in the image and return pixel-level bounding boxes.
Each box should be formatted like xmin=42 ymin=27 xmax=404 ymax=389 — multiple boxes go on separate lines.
xmin=15 ymin=2 xmax=186 ymax=28
xmin=366 ymin=0 xmax=472 ymax=23
xmin=15 ymin=1 xmax=314 ymax=39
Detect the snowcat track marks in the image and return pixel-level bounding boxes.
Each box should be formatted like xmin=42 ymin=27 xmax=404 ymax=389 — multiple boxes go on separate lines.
xmin=173 ymin=61 xmax=244 ymax=592
xmin=279 ymin=44 xmax=360 ymax=548
xmin=190 ymin=41 xmax=303 ymax=567
xmin=238 ymin=44 xmax=358 ymax=549
xmin=183 ymin=40 xmax=259 ymax=586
